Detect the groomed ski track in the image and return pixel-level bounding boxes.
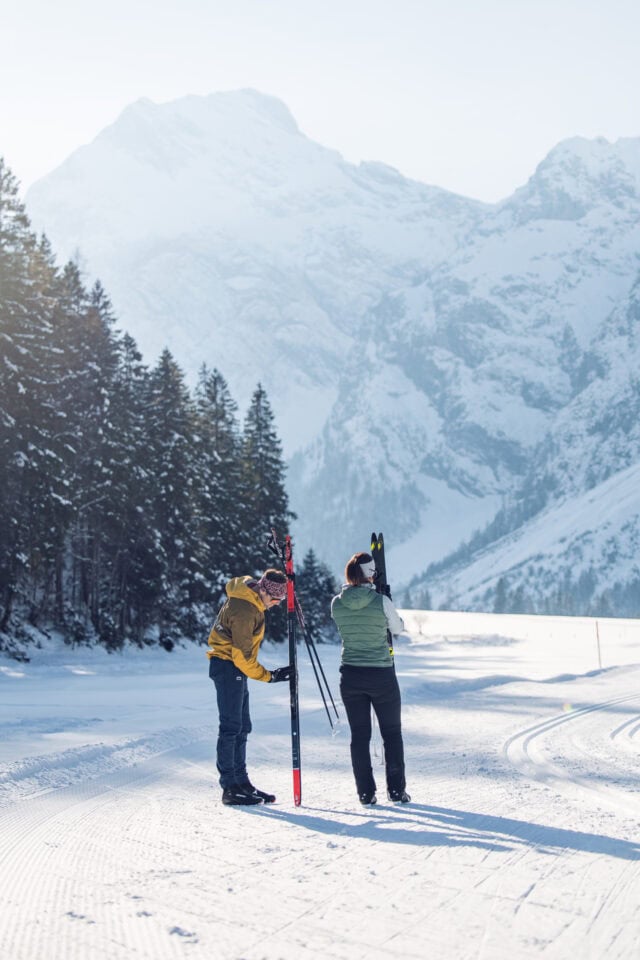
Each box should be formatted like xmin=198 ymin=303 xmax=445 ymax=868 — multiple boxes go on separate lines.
xmin=0 ymin=613 xmax=639 ymax=959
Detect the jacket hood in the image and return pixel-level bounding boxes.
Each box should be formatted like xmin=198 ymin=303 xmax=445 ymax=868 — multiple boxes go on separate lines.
xmin=336 ymin=584 xmax=379 ymax=611
xmin=225 ymin=576 xmax=265 ymax=610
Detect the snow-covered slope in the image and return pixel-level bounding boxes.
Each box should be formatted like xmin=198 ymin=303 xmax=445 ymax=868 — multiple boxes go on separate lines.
xmin=25 ymin=93 xmax=640 ymax=609
xmin=421 ymin=460 xmax=640 ymax=613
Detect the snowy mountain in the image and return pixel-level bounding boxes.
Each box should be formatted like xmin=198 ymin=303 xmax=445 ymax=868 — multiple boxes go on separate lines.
xmin=26 ymin=90 xmax=481 ymax=450
xmin=291 ymin=135 xmax=640 ymax=592
xmin=25 ymin=93 xmax=640 ymax=612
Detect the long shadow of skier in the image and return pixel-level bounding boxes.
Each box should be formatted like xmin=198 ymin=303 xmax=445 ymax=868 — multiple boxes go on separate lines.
xmin=247 ymin=801 xmax=640 ymax=861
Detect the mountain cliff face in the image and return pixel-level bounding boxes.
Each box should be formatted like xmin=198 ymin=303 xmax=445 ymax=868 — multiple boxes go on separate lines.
xmin=413 ymin=276 xmax=640 ymax=615
xmin=25 ymin=93 xmax=640 ymax=612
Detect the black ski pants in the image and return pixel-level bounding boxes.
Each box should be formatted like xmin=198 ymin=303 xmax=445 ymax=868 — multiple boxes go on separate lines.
xmin=339 ymin=664 xmax=406 ymax=798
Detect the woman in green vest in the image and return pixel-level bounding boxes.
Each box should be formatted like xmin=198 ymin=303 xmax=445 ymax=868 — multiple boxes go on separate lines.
xmin=331 ymin=551 xmax=410 ymax=806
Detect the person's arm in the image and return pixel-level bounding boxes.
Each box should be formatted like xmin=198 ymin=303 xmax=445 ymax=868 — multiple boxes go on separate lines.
xmin=382 ymin=595 xmax=405 ymax=636
xmin=229 ymin=602 xmax=272 ymax=681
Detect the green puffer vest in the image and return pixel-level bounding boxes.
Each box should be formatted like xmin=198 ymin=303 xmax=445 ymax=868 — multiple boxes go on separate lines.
xmin=331 ymin=585 xmax=392 ymax=667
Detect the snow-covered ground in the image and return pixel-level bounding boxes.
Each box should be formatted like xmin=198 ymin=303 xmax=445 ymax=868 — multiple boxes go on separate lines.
xmin=1 ymin=611 xmax=639 ymax=959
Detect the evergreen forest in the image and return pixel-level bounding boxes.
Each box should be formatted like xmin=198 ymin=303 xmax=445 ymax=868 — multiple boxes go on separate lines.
xmin=0 ymin=159 xmax=337 ymax=658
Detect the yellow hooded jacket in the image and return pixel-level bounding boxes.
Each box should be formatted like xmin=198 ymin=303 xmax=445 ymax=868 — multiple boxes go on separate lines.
xmin=207 ymin=577 xmax=272 ymax=682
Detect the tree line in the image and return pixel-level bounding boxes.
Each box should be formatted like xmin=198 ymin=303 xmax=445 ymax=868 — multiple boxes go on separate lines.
xmin=0 ymin=158 xmax=337 ymax=657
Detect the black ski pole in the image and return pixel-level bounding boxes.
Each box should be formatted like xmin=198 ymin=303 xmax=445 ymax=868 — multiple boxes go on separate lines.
xmin=294 ymin=596 xmax=340 ymax=727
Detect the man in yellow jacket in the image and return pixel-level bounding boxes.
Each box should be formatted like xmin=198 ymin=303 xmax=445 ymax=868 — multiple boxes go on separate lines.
xmin=208 ymin=569 xmax=291 ymax=805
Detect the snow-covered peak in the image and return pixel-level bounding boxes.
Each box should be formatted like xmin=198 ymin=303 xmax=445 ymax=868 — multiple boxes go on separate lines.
xmin=29 ymin=87 xmax=479 ymax=261
xmin=104 ymin=89 xmax=300 ymax=146
xmin=505 ymin=135 xmax=640 ymax=222
xmin=82 ymin=89 xmax=304 ymax=183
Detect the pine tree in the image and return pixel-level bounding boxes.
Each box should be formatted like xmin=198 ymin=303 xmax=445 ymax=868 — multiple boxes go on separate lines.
xmin=493 ymin=576 xmax=508 ymax=614
xmin=508 ymin=584 xmax=526 ymax=614
xmin=58 ymin=276 xmax=121 ymax=639
xmin=417 ymin=587 xmax=432 ymax=610
xmin=240 ymin=384 xmax=294 ymax=641
xmin=103 ymin=334 xmax=159 ymax=646
xmin=33 ymin=260 xmax=85 ymax=627
xmin=193 ymin=366 xmax=244 ymax=599
xmin=145 ymin=349 xmax=201 ymax=644
xmin=241 ymin=383 xmax=293 ymax=570
xmin=296 ymin=548 xmax=339 ymax=642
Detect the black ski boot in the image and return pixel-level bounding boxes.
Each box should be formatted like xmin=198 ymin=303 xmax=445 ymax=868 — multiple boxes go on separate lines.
xmin=387 ymin=788 xmax=411 ymax=804
xmin=222 ymin=785 xmax=263 ymax=806
xmin=239 ymin=781 xmax=276 ymax=804
xmin=359 ymin=791 xmax=377 ymax=806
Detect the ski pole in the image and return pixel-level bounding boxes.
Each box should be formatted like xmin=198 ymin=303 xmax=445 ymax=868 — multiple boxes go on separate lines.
xmin=283 ymin=534 xmax=302 ymax=806
xmin=294 ymin=596 xmax=340 ymax=726
xmin=268 ymin=529 xmax=339 ymax=730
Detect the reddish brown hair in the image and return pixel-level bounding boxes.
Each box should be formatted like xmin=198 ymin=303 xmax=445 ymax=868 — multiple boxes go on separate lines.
xmin=345 ymin=552 xmax=374 ymax=586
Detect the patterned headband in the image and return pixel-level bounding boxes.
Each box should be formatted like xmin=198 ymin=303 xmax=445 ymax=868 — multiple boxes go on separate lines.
xmin=257 ymin=575 xmax=287 ymax=600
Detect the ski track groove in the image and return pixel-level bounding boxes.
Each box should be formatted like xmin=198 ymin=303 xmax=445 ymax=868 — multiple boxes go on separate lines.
xmin=0 ymin=736 xmax=215 ymax=960
xmin=503 ymin=692 xmax=640 ymax=817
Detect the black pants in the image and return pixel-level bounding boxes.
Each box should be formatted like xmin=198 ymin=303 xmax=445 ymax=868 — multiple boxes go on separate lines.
xmin=339 ymin=665 xmax=406 ymax=797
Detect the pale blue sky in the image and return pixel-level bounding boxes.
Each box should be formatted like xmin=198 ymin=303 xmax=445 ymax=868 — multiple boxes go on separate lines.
xmin=2 ymin=0 xmax=639 ymax=201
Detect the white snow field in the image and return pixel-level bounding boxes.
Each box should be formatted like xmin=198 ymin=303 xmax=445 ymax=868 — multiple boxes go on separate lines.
xmin=1 ymin=611 xmax=639 ymax=960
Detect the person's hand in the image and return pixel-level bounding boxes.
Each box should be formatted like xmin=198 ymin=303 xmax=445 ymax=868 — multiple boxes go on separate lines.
xmin=269 ymin=665 xmax=292 ymax=683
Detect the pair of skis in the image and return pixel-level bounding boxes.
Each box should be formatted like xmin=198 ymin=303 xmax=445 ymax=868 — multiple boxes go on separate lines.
xmin=370 ymin=531 xmax=391 ymax=599
xmin=371 ymin=531 xmax=394 ymax=658
xmin=267 ymin=529 xmax=339 ymax=807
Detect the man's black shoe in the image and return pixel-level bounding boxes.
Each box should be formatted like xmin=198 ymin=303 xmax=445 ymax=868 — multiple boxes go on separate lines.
xmin=239 ymin=781 xmax=276 ymax=804
xmin=387 ymin=789 xmax=411 ymax=804
xmin=222 ymin=785 xmax=263 ymax=806
xmin=359 ymin=792 xmax=377 ymax=806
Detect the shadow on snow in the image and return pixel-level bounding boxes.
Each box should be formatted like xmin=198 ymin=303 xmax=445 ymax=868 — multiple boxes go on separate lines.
xmin=247 ymin=802 xmax=640 ymax=861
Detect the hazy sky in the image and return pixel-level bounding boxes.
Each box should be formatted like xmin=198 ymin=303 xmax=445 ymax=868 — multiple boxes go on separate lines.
xmin=2 ymin=0 xmax=639 ymax=201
